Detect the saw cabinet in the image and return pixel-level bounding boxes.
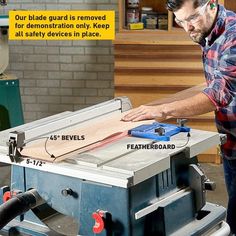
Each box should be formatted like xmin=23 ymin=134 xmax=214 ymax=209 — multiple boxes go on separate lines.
xmin=114 ymin=0 xmax=236 ymax=164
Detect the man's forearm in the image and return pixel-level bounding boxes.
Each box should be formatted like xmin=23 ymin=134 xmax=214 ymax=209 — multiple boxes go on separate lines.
xmin=122 ymin=91 xmax=216 ymax=122
xmin=146 ymin=83 xmax=206 ymax=106
xmin=163 ymin=92 xmax=216 ymax=118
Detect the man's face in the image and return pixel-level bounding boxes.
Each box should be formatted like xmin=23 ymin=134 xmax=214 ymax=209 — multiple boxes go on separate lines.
xmin=174 ymin=0 xmax=215 ymax=43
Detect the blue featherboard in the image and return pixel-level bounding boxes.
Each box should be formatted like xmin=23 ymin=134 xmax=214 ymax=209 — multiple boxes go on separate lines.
xmin=128 ymin=122 xmax=190 ymax=141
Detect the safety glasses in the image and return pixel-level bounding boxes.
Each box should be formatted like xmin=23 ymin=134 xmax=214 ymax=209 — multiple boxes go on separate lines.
xmin=175 ymin=0 xmax=210 ymax=27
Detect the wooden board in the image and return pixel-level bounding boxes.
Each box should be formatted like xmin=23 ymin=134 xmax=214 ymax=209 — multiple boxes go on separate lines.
xmin=21 ymin=111 xmax=155 ymax=163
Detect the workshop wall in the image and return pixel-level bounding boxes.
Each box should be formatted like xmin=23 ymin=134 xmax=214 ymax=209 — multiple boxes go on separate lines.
xmin=1 ymin=0 xmax=117 ymax=123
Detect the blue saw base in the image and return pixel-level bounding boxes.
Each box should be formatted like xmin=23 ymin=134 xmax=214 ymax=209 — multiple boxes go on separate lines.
xmin=128 ymin=122 xmax=190 ymax=141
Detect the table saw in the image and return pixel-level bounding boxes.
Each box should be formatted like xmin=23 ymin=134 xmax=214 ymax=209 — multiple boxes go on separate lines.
xmin=0 ymin=97 xmax=230 ymax=236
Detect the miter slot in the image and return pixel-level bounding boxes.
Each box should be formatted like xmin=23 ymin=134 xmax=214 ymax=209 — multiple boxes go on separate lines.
xmin=67 ymin=137 xmax=152 ymax=168
xmin=68 ymin=151 xmax=137 ymax=168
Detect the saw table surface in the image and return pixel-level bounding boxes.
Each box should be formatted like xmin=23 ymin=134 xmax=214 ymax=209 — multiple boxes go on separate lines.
xmin=0 ymin=126 xmax=220 ymax=188
xmin=0 ymin=98 xmax=221 ymax=188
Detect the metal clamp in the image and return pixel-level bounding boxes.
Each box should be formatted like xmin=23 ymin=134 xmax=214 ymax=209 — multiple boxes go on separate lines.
xmin=7 ymin=131 xmax=25 ymax=163
xmin=177 ymin=118 xmax=188 ymax=127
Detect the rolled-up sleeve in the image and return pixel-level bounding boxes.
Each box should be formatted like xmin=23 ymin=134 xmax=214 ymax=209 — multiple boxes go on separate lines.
xmin=203 ymin=36 xmax=236 ymax=109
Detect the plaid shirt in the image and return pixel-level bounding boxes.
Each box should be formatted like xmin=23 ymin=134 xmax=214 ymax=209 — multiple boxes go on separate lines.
xmin=202 ymin=5 xmax=236 ymax=159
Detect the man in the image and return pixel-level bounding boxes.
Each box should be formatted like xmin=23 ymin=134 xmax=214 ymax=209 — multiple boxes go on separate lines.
xmin=122 ymin=0 xmax=236 ymax=234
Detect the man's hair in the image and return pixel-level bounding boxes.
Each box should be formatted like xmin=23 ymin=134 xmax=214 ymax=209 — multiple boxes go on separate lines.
xmin=166 ymin=0 xmax=217 ymax=12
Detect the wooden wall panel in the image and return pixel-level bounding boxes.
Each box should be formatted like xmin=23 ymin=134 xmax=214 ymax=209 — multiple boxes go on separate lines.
xmin=115 ymin=87 xmax=181 ymax=107
xmin=224 ymin=1 xmax=236 ymax=12
xmin=115 ymin=73 xmax=205 ymax=87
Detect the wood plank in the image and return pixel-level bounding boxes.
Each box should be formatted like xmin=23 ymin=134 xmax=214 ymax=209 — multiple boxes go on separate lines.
xmin=186 ymin=121 xmax=216 ymax=131
xmin=118 ymin=0 xmax=124 ymax=31
xmin=20 ymin=112 xmax=155 ymax=163
xmin=115 ymin=54 xmax=201 ymax=60
xmin=115 ymin=47 xmax=201 ymax=55
xmin=114 ymin=32 xmax=195 ymax=45
xmin=114 ymin=44 xmax=202 ymax=51
xmin=115 ymin=84 xmax=197 ymax=89
xmin=198 ymin=154 xmax=218 ymax=163
xmin=115 ymin=89 xmax=179 ymax=107
xmin=224 ymin=1 xmax=236 ymax=12
xmin=115 ymin=68 xmax=203 ymax=74
xmin=115 ymin=60 xmax=203 ymax=70
xmin=115 ymin=74 xmax=205 ymax=87
xmin=114 ymin=46 xmax=202 ymax=57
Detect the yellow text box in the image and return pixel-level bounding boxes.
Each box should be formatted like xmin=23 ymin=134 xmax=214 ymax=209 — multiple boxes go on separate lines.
xmin=9 ymin=10 xmax=115 ymax=40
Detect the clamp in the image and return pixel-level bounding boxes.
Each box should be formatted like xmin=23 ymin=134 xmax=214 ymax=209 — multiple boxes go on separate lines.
xmin=7 ymin=131 xmax=25 ymax=163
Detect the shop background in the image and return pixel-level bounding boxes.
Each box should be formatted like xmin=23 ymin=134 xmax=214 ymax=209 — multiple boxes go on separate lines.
xmin=0 ymin=0 xmax=117 ymax=123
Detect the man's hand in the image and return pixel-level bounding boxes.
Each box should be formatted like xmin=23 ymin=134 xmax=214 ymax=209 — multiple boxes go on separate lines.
xmin=121 ymin=105 xmax=167 ymax=122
